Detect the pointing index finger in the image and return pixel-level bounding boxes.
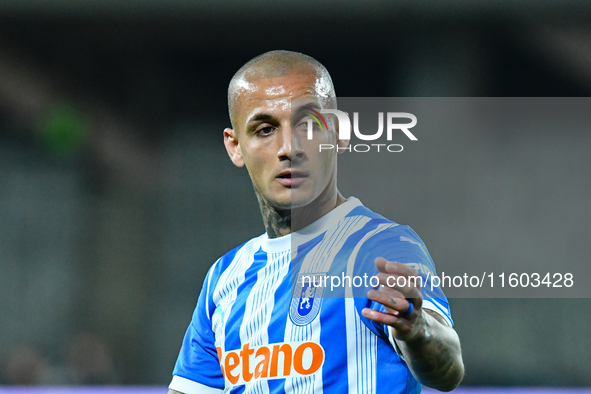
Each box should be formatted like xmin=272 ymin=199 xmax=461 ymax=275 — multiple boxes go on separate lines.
xmin=375 ymin=257 xmax=417 ymax=277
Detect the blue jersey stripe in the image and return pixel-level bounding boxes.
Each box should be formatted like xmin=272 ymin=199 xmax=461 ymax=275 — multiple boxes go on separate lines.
xmin=223 ymin=247 xmax=268 ymax=351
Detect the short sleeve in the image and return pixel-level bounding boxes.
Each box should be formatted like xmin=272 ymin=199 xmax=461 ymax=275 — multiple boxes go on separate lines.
xmin=170 ymin=266 xmax=225 ymax=393
xmin=352 ymin=224 xmax=453 ymax=338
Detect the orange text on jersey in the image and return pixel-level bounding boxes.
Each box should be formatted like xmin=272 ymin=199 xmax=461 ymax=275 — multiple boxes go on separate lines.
xmin=216 ymin=341 xmax=325 ymax=385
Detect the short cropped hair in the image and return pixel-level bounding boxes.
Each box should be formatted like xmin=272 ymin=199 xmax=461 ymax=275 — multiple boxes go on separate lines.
xmin=227 ymin=50 xmax=336 ymax=128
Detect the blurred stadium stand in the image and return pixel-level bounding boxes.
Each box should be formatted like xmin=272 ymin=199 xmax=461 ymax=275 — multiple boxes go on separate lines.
xmin=0 ymin=0 xmax=590 ymax=388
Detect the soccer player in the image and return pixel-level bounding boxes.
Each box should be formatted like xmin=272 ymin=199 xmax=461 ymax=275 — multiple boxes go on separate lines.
xmin=168 ymin=50 xmax=464 ymax=394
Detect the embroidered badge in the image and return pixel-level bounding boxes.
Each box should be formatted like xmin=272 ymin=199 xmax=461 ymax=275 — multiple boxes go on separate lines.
xmin=289 ymin=273 xmax=325 ymax=326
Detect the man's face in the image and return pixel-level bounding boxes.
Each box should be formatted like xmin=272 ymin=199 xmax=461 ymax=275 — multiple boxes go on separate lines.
xmin=224 ymin=73 xmax=340 ymax=210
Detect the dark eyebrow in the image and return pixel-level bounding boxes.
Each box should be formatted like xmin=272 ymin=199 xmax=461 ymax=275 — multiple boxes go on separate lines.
xmin=293 ymin=104 xmax=322 ymax=119
xmin=246 ymin=113 xmax=275 ymax=125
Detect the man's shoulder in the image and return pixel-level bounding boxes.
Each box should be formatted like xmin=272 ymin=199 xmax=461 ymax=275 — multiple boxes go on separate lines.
xmin=345 ymin=202 xmax=430 ymax=255
xmin=212 ymin=233 xmax=265 ymax=270
xmin=347 ymin=203 xmax=418 ymax=238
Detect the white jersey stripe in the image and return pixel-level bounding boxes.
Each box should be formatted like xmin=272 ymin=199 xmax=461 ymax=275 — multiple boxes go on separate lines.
xmin=212 ymin=239 xmax=259 ymax=367
xmin=241 ymin=250 xmax=290 ymax=394
xmin=206 ymin=259 xmax=220 ymax=319
xmin=344 ymin=223 xmax=399 ymax=394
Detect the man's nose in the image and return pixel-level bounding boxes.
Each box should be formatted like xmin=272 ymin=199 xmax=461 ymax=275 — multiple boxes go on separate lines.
xmin=278 ymin=124 xmax=304 ymax=160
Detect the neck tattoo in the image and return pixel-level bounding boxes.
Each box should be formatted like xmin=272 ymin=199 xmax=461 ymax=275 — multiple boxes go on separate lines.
xmin=255 ymin=188 xmax=291 ymax=239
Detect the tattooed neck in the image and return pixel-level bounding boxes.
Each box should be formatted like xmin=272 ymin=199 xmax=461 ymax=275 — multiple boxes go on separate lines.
xmin=255 ymin=189 xmax=292 ymax=238
xmin=263 ymin=205 xmax=292 ymax=239
xmin=254 ymin=186 xmax=347 ymax=239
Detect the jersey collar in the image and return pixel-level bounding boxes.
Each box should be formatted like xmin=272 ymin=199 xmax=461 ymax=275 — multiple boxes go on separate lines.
xmin=260 ymin=197 xmax=362 ymax=253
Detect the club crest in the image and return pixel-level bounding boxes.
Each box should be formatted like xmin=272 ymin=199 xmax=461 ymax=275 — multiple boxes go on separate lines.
xmin=289 ymin=273 xmax=325 ymax=326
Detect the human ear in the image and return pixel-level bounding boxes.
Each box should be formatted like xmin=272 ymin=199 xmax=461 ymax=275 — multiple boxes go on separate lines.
xmin=223 ymin=128 xmax=245 ymax=167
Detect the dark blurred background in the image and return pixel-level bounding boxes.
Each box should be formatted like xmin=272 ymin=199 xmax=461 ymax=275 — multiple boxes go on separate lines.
xmin=0 ymin=0 xmax=590 ymax=387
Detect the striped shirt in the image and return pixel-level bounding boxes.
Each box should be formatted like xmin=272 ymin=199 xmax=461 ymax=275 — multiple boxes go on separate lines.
xmin=170 ymin=197 xmax=452 ymax=394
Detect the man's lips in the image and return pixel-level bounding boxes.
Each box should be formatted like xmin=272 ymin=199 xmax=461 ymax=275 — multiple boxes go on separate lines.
xmin=276 ymin=170 xmax=309 ymax=187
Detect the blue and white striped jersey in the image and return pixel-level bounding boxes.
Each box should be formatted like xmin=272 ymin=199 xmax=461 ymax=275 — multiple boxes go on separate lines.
xmin=170 ymin=197 xmax=452 ymax=394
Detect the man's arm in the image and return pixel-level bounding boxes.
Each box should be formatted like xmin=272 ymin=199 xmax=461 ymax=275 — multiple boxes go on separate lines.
xmin=394 ymin=309 xmax=464 ymax=391
xmin=362 ymin=257 xmax=464 ymax=392
xmin=168 ymin=263 xmax=226 ymax=394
